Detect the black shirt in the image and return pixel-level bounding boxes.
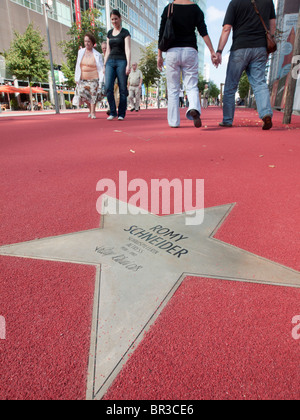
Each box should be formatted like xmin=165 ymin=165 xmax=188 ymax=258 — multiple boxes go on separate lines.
xmin=158 ymin=4 xmax=208 ymax=51
xmin=223 ymin=0 xmax=276 ymax=51
xmin=107 ymin=28 xmax=131 ymax=61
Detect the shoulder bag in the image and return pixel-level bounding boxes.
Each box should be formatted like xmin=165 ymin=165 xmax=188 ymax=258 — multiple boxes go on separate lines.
xmin=158 ymin=2 xmax=175 ymax=52
xmin=251 ymin=0 xmax=277 ymax=54
xmin=72 ymin=86 xmax=80 ymax=107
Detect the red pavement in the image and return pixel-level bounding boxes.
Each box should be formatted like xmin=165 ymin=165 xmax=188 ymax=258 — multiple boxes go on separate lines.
xmin=0 ymin=107 xmax=299 ymax=400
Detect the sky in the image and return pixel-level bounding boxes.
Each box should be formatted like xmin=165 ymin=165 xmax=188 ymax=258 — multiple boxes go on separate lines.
xmin=203 ymin=0 xmax=231 ymax=86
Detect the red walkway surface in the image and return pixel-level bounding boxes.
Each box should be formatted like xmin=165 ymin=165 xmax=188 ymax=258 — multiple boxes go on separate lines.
xmin=0 ymin=107 xmax=299 ymax=400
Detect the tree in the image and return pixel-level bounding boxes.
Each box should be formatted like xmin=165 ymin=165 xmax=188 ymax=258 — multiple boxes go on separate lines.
xmin=209 ymin=81 xmax=220 ymax=100
xmin=4 ymin=23 xmax=50 ymax=110
xmin=139 ymin=42 xmax=161 ymax=108
xmin=198 ymin=75 xmax=208 ymax=94
xmin=238 ymin=71 xmax=250 ymax=101
xmin=59 ymin=9 xmax=106 ymax=88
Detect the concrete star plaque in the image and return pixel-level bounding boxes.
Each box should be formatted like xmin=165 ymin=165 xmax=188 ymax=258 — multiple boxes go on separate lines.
xmin=0 ymin=198 xmax=299 ymax=400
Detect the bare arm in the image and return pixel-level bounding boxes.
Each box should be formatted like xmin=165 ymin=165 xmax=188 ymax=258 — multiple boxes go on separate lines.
xmin=104 ymin=40 xmax=111 ymax=67
xmin=125 ymin=36 xmax=131 ymax=75
xmin=202 ymin=35 xmax=218 ymax=67
xmin=216 ymin=24 xmax=232 ymax=64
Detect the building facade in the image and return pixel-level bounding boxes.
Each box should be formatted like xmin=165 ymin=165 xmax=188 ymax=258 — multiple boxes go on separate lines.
xmin=0 ymin=0 xmax=207 ymax=85
xmin=0 ymin=0 xmax=72 ymax=71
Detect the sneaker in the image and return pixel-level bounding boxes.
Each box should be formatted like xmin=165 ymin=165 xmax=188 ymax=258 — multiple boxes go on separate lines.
xmin=118 ymin=116 xmax=124 ymax=121
xmin=189 ymin=109 xmax=202 ymax=128
xmin=88 ymin=114 xmax=91 ymax=118
xmin=91 ymin=115 xmax=96 ymax=119
xmin=107 ymin=115 xmax=116 ymax=120
xmin=130 ymin=108 xmax=135 ymax=112
xmin=262 ymin=115 xmax=272 ymax=130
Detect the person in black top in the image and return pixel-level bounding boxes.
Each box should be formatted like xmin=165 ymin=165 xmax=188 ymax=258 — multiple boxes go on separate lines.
xmin=216 ymin=0 xmax=276 ymax=130
xmin=157 ymin=0 xmax=217 ymax=128
xmin=104 ymin=9 xmax=131 ymax=120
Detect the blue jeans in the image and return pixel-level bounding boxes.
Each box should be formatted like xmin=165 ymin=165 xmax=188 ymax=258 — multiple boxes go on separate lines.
xmin=105 ymin=59 xmax=128 ymax=118
xmin=223 ymin=47 xmax=273 ymax=124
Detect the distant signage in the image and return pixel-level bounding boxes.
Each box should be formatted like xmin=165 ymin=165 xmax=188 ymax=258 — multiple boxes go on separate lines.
xmin=277 ymin=14 xmax=298 ymax=79
xmin=74 ymin=0 xmax=81 ymax=29
xmin=284 ymin=0 xmax=300 ymax=14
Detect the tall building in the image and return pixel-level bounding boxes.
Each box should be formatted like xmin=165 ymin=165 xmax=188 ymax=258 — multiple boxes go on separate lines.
xmin=194 ymin=0 xmax=206 ymax=76
xmin=71 ymin=0 xmax=159 ymax=63
xmin=0 ymin=0 xmax=73 ymax=74
xmin=0 ymin=0 xmax=159 ymax=81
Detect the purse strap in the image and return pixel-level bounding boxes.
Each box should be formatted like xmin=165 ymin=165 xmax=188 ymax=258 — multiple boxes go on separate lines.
xmin=167 ymin=2 xmax=174 ymax=18
xmin=251 ymin=0 xmax=270 ymax=34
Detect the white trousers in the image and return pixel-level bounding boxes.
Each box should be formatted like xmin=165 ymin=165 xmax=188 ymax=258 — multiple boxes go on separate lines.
xmin=166 ymin=47 xmax=201 ymax=127
xmin=128 ymin=86 xmax=140 ymax=110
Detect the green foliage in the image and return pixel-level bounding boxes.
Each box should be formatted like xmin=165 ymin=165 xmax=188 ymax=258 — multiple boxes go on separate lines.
xmin=238 ymin=71 xmax=250 ymax=100
xmin=209 ymin=81 xmax=220 ymax=99
xmin=10 ymin=98 xmax=19 ymax=110
xmin=139 ymin=42 xmax=161 ymax=88
xmin=198 ymin=76 xmax=220 ymax=99
xmin=4 ymin=23 xmax=50 ymax=84
xmin=139 ymin=42 xmax=161 ymax=107
xmin=198 ymin=75 xmax=208 ymax=93
xmin=59 ymin=9 xmax=106 ymax=88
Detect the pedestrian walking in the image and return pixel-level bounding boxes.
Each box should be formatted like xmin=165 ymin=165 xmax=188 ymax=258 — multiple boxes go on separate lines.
xmin=203 ymin=84 xmax=209 ymax=109
xmin=128 ymin=63 xmax=143 ymax=112
xmin=75 ymin=32 xmax=104 ymax=119
xmin=157 ymin=0 xmax=217 ymax=128
xmin=216 ymin=0 xmax=276 ymax=130
xmin=179 ymin=88 xmax=185 ymax=108
xmin=104 ymin=9 xmax=131 ymax=121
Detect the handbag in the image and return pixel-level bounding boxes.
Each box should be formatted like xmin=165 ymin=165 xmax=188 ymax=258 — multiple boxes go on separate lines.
xmin=72 ymin=86 xmax=80 ymax=107
xmin=158 ymin=2 xmax=175 ymax=52
xmin=251 ymin=0 xmax=277 ymax=54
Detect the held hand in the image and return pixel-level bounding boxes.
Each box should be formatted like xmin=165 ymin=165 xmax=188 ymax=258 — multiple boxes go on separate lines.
xmin=216 ymin=52 xmax=222 ymax=65
xmin=211 ymin=52 xmax=219 ymax=68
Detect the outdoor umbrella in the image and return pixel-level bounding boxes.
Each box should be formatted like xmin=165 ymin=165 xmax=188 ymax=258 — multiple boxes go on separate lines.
xmin=0 ymin=85 xmax=20 ymax=109
xmin=18 ymin=86 xmax=47 ymax=94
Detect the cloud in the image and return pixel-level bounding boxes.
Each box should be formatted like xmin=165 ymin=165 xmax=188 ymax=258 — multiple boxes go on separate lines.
xmin=206 ymin=6 xmax=226 ymax=24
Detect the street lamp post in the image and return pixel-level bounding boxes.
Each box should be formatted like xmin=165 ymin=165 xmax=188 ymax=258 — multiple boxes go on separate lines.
xmin=41 ymin=0 xmax=60 ymax=114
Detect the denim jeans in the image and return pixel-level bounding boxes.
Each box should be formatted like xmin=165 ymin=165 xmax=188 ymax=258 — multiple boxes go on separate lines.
xmin=223 ymin=47 xmax=273 ymax=124
xmin=105 ymin=59 xmax=128 ymax=118
xmin=166 ymin=47 xmax=201 ymax=127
